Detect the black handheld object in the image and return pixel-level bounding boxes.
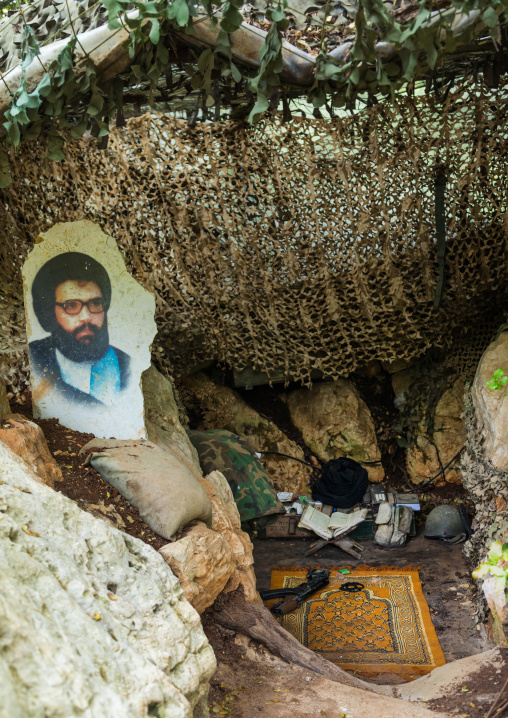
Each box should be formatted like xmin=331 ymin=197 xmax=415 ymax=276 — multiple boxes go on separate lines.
xmin=259 ymin=568 xmax=330 ymax=616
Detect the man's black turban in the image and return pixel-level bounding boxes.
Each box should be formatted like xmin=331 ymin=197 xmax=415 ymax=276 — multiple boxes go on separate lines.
xmin=31 ymin=252 xmax=111 ymax=333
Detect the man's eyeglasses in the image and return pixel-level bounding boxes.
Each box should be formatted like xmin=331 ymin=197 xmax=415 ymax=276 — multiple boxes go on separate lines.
xmin=55 ymin=298 xmax=105 ymax=315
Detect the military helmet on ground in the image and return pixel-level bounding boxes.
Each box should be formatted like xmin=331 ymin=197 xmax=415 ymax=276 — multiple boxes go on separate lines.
xmin=424 ymin=505 xmax=466 ymax=543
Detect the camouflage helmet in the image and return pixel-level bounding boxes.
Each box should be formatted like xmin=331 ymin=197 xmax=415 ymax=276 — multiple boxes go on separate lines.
xmin=424 ymin=505 xmax=466 ymax=543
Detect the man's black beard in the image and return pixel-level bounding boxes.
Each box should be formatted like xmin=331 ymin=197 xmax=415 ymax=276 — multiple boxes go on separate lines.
xmin=53 ymin=320 xmax=109 ymax=363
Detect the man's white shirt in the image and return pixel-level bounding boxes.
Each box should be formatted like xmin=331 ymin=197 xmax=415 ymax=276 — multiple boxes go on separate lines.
xmin=55 ymin=346 xmax=121 ymax=405
xmin=56 ymin=348 xmax=93 ymax=394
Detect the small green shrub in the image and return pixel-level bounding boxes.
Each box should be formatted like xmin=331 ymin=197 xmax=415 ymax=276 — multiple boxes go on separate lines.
xmin=486 ymin=369 xmax=508 ymax=394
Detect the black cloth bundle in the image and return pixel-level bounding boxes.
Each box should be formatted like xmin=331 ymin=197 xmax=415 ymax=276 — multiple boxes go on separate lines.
xmin=312 ymin=457 xmax=369 ymax=509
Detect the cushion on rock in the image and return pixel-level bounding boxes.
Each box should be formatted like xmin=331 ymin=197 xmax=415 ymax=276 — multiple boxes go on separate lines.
xmin=187 ymin=429 xmax=285 ymax=523
xmin=80 ymin=439 xmax=212 ymax=541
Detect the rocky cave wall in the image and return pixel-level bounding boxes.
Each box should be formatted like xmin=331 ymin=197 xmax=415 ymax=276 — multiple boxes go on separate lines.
xmin=0 ymin=363 xmax=265 ymax=717
xmin=2 ymin=285 xmax=508 ymax=713
xmin=3 ymin=338 xmax=508 ymax=716
xmin=0 ymin=439 xmax=216 ymax=718
xmin=179 ymin=353 xmax=476 ymax=494
xmin=178 ymin=330 xmax=508 ymax=645
xmin=462 ymin=333 xmax=508 ymax=593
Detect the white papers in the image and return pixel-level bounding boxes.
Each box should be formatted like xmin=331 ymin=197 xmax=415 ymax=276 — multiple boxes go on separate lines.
xmin=328 ymin=509 xmax=368 ymax=537
xmin=328 ymin=510 xmax=365 ymax=531
xmin=277 ymin=492 xmax=293 ymax=502
xmin=396 ymin=493 xmax=421 ymax=511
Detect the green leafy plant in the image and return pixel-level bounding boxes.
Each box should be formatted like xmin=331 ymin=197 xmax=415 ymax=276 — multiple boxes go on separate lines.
xmin=473 ymin=541 xmax=508 ymax=594
xmin=247 ymin=0 xmax=288 ymax=123
xmin=485 ymin=369 xmax=508 ymax=394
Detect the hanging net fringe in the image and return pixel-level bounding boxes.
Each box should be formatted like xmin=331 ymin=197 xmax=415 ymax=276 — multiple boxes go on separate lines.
xmin=1 ymin=77 xmax=508 ymax=398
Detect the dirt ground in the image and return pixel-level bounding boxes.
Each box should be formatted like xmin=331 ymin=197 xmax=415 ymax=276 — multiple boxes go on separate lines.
xmin=202 ymin=530 xmax=499 ymax=717
xmin=203 ymin=620 xmax=507 ymax=718
xmin=426 ymin=651 xmax=508 ymax=717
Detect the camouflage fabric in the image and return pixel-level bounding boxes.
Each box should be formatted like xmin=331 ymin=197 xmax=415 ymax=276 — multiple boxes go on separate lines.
xmin=188 ymin=429 xmax=285 ymax=523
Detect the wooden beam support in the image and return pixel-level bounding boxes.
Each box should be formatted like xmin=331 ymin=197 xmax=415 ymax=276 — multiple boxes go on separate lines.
xmin=0 ymin=9 xmax=142 ymax=119
xmin=174 ymin=17 xmax=316 ymax=86
xmin=0 ymin=2 xmax=492 ymax=121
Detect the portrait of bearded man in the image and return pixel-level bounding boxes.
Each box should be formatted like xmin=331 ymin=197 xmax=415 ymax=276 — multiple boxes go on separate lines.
xmin=29 ymin=252 xmax=131 ymax=407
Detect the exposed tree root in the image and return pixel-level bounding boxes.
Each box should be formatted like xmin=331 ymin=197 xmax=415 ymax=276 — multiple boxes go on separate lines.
xmin=210 ymin=588 xmax=375 ymax=692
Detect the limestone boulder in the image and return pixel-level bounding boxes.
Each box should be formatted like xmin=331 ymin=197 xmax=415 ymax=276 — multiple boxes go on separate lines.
xmin=159 ymin=470 xmax=259 ymax=612
xmin=160 ymin=522 xmax=236 ymax=614
xmin=182 ymin=372 xmax=312 ymax=494
xmin=0 ymin=440 xmax=216 ymax=718
xmin=143 ymin=365 xmax=202 ymax=478
xmin=0 ymin=414 xmax=62 ymax=488
xmin=286 ymin=380 xmax=384 ymax=483
xmin=407 ymin=377 xmax=466 ymax=485
xmin=391 ymin=367 xmax=418 ymax=406
xmin=472 ymin=332 xmax=508 ymax=470
xmin=199 ymin=470 xmax=259 ymax=603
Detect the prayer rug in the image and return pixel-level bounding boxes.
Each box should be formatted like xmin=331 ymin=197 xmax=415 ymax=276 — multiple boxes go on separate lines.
xmin=268 ymin=566 xmax=446 ymax=678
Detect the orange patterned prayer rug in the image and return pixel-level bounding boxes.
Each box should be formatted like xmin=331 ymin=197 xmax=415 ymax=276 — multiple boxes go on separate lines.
xmin=268 ymin=566 xmax=446 ymax=678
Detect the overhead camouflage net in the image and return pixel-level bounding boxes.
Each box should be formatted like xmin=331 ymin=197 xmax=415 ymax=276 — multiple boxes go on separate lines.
xmin=1 ymin=77 xmax=508 ymax=398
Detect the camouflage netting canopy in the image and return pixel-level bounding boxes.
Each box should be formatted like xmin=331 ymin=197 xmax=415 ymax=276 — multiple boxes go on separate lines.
xmin=1 ymin=76 xmax=508 ymax=397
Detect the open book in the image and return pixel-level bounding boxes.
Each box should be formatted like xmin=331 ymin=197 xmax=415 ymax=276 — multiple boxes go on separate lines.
xmin=299 ymin=506 xmax=368 ymax=540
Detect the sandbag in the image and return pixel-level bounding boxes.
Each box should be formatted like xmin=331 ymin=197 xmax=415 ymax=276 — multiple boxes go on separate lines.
xmin=80 ymin=439 xmax=212 ymax=541
xmin=187 ymin=429 xmax=285 ymax=523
